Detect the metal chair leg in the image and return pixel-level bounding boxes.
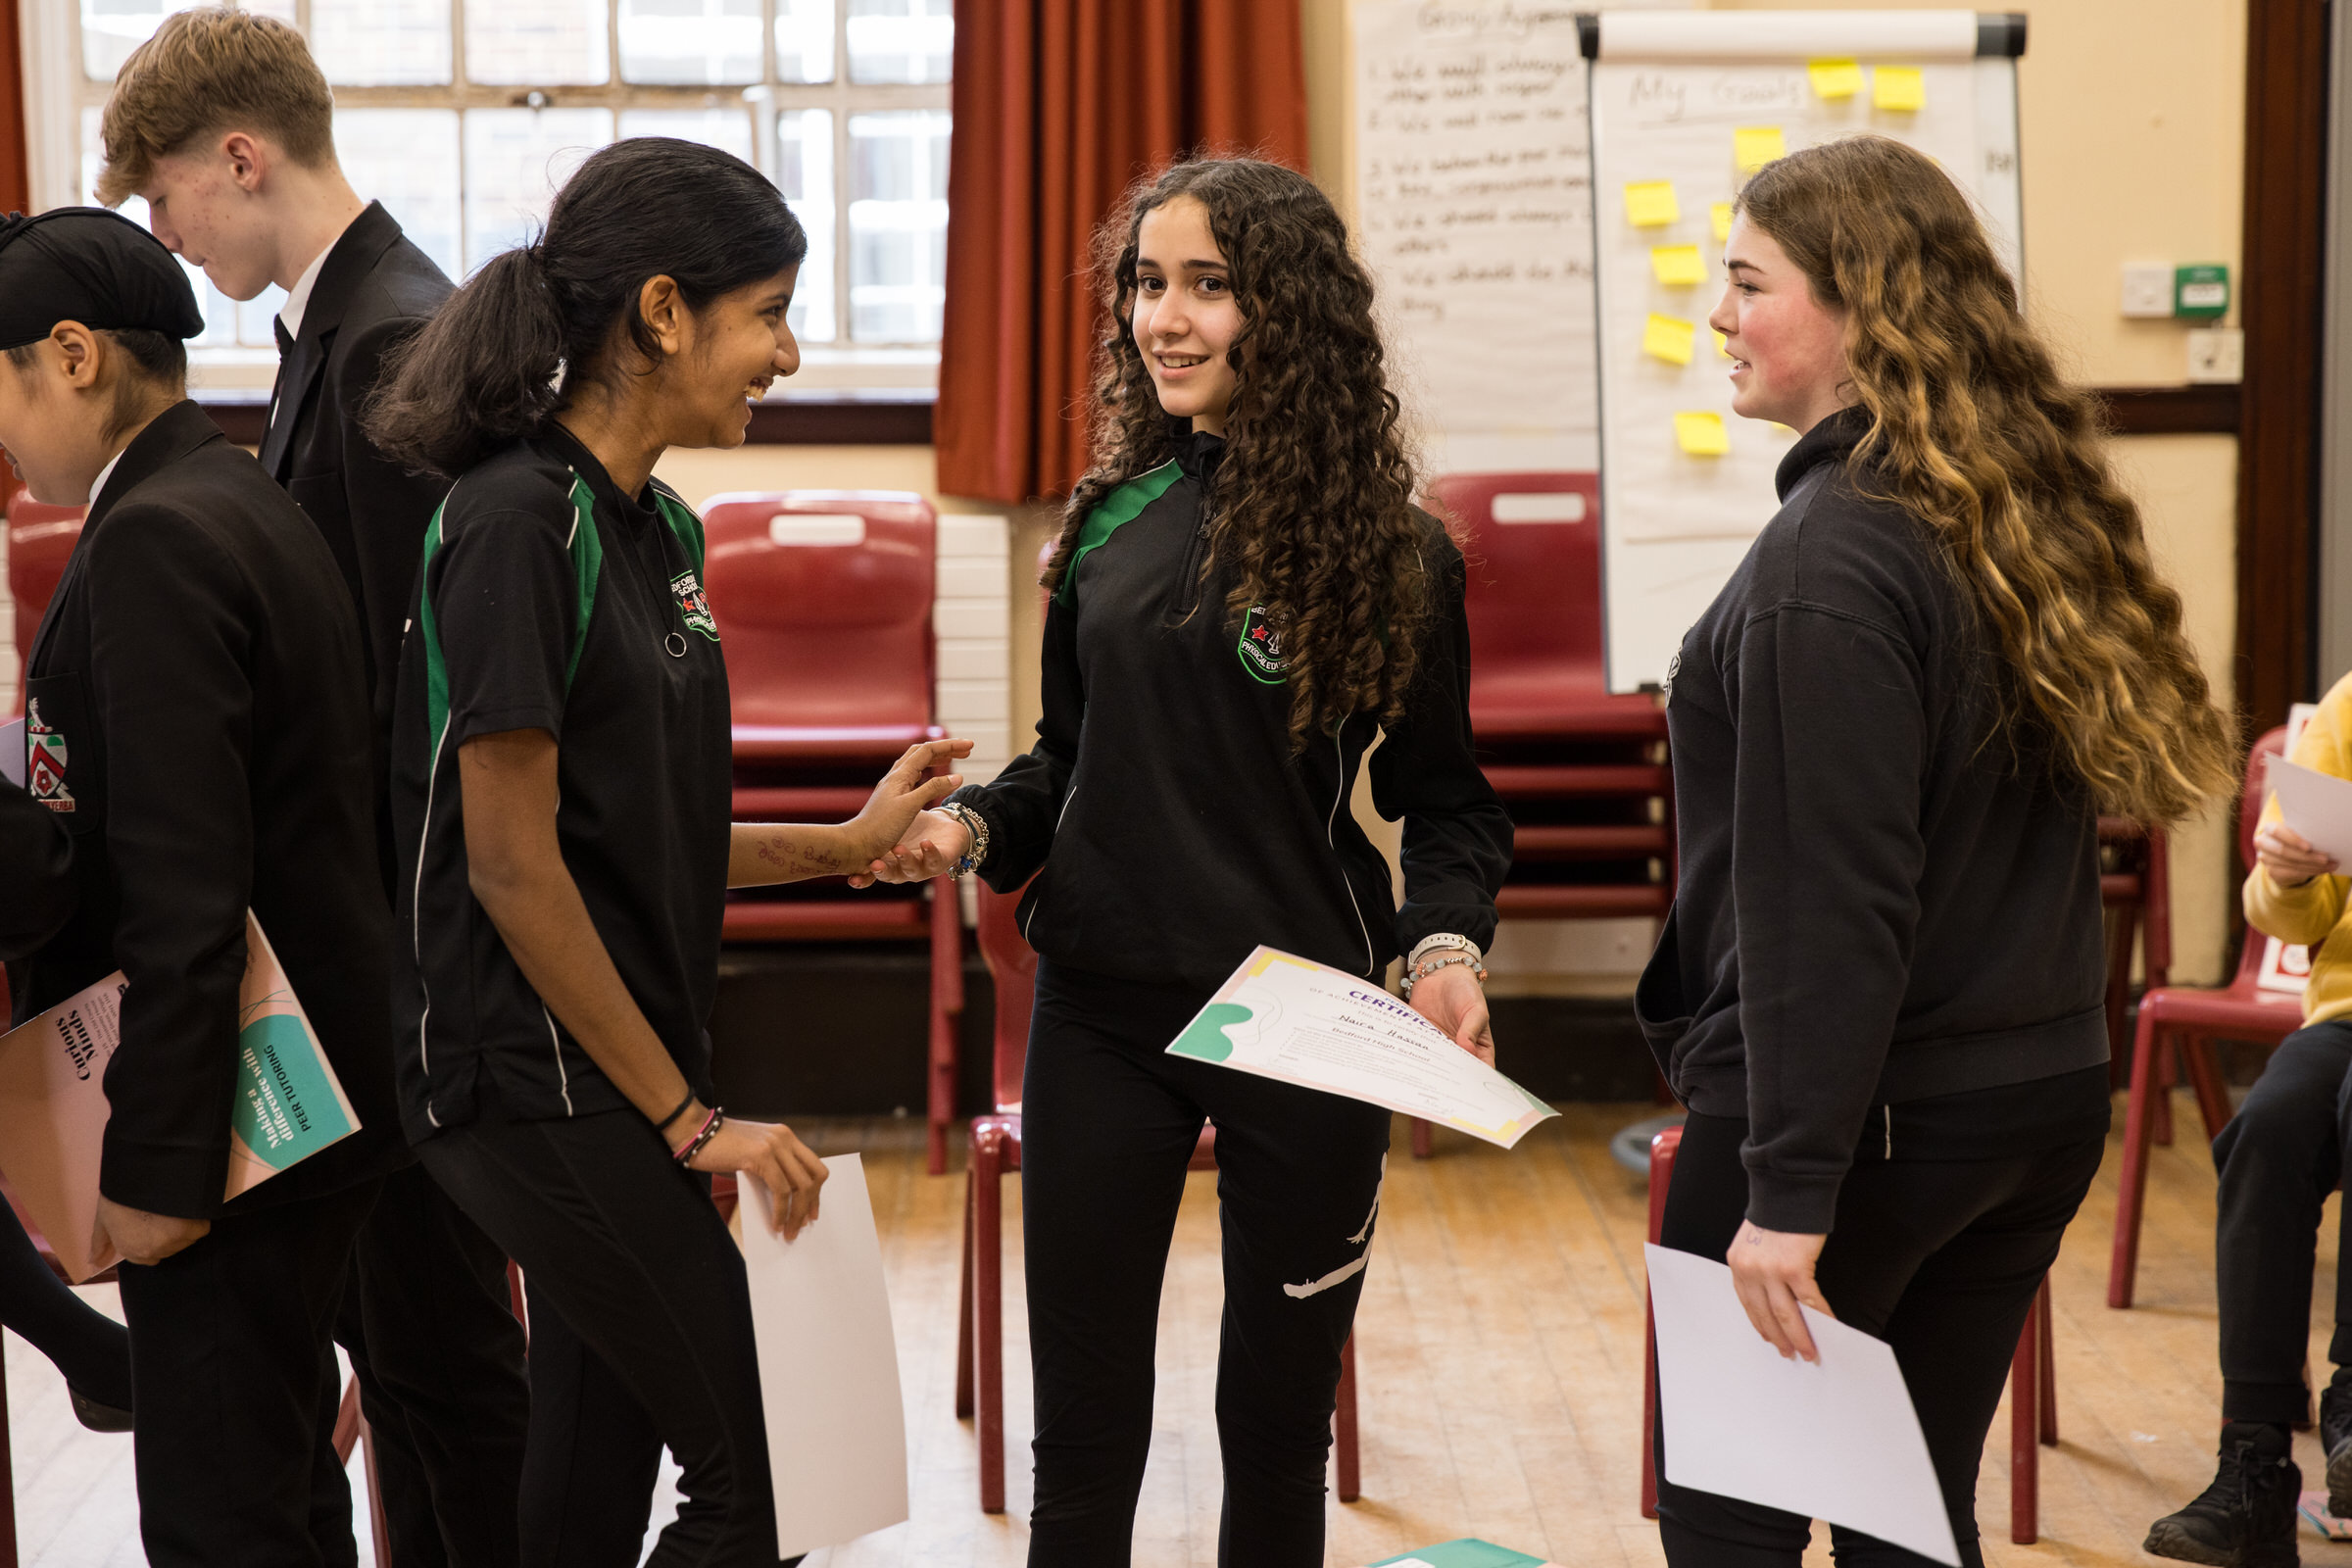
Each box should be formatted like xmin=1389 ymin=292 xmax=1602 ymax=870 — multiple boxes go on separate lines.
xmin=2108 ymin=1007 xmax=2164 ymax=1308
xmin=2010 ymin=1290 xmax=2040 ymax=1544
xmin=955 ymin=1173 xmax=975 ymax=1421
xmin=1335 ymin=1335 xmax=1360 ymax=1503
xmin=972 ymin=1124 xmax=1009 ymax=1514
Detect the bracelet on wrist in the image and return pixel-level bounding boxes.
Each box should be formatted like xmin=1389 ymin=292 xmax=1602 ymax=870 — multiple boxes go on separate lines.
xmin=672 ymin=1106 xmax=724 ymax=1164
xmin=654 ymin=1089 xmax=698 ymax=1134
xmin=936 ymin=801 xmax=991 ymax=880
xmin=1399 ymin=949 xmax=1487 ymax=1000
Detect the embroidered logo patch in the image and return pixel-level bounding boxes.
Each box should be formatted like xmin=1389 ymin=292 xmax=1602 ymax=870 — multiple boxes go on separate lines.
xmin=25 ymin=697 xmax=71 ymax=813
xmin=670 ymin=569 xmax=719 ymax=642
xmin=1236 ymin=605 xmax=1290 ymax=684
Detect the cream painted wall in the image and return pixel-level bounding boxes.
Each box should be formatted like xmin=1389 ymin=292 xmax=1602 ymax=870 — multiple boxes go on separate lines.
xmin=682 ymin=0 xmax=2249 ymax=984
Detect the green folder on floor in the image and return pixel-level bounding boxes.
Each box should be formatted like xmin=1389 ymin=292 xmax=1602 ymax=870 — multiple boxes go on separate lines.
xmin=1370 ymin=1542 xmax=1557 ymax=1567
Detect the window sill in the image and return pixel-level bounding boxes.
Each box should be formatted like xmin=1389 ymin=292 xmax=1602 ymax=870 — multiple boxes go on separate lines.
xmin=196 ymin=388 xmax=936 ymax=448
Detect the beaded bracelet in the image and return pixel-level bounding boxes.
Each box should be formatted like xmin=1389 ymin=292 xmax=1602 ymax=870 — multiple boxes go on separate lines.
xmin=937 ymin=801 xmax=991 ymax=880
xmin=1399 ymin=949 xmax=1487 ymax=1000
xmin=672 ymin=1106 xmax=724 ymax=1164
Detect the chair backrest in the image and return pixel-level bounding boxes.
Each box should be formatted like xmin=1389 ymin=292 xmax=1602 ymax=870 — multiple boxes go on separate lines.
xmin=1423 ymin=471 xmax=1606 ymax=703
xmin=7 ymin=487 xmax=85 ymax=711
xmin=2233 ymin=725 xmax=2291 ymax=983
xmin=974 ymin=879 xmax=1037 ymax=1114
xmin=699 ymin=490 xmax=936 ymax=732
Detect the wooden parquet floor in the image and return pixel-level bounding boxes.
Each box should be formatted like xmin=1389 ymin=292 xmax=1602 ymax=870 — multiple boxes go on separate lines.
xmin=0 ymin=1097 xmax=2333 ymax=1566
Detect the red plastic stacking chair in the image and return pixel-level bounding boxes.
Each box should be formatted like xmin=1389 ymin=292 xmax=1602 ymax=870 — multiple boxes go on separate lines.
xmin=700 ymin=491 xmax=964 ymax=1174
xmin=5 ymin=486 xmax=85 ymax=712
xmin=955 ymin=881 xmax=1361 ymax=1513
xmin=2108 ymin=727 xmax=2301 ymax=1308
xmin=1639 ymin=1126 xmax=2058 ymax=1544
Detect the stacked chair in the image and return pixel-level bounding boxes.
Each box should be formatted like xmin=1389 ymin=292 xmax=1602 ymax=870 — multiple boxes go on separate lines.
xmin=698 ymin=490 xmax=965 ymax=1174
xmin=956 ymin=880 xmax=1361 ymax=1513
xmin=4 ymin=486 xmax=84 ymax=710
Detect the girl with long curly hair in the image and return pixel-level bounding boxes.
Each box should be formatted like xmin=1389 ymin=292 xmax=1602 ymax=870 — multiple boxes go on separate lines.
xmin=1639 ymin=133 xmax=2234 ymax=1567
xmin=867 ymin=156 xmax=1511 ymax=1563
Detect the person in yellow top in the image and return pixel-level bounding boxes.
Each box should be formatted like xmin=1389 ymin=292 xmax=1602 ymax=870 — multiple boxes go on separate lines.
xmin=2148 ymin=676 xmax=2352 ymax=1568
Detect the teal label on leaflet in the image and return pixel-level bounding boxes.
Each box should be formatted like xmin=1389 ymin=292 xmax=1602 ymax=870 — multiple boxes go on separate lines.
xmin=233 ymin=1014 xmax=354 ymax=1172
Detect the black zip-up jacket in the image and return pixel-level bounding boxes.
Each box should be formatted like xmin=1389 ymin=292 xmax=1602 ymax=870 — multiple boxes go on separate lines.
xmin=1635 ymin=408 xmax=2108 ymax=1233
xmin=952 ymin=430 xmax=1511 ymax=991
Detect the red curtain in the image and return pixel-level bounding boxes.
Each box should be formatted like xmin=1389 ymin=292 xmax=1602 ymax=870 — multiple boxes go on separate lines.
xmin=936 ymin=0 xmax=1310 ymax=504
xmin=0 ymin=0 xmax=30 ymax=215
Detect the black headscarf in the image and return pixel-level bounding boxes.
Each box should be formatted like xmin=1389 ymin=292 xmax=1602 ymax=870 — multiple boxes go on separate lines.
xmin=0 ymin=207 xmax=204 ymax=352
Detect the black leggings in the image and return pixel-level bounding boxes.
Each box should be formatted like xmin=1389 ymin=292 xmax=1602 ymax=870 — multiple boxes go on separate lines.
xmin=2211 ymin=1018 xmax=2352 ymax=1423
xmin=1021 ymin=960 xmax=1392 ymax=1568
xmin=0 ymin=1199 xmax=131 ymax=1409
xmin=417 ymin=1081 xmax=777 ymax=1568
xmin=1654 ymin=1111 xmax=2103 ymax=1568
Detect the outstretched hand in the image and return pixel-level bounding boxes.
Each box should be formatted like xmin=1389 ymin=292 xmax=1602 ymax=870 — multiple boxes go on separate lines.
xmin=842 ymin=739 xmax=971 ymax=877
xmin=1407 ymin=961 xmax=1494 ymax=1066
xmin=851 ymin=807 xmax=975 ymax=888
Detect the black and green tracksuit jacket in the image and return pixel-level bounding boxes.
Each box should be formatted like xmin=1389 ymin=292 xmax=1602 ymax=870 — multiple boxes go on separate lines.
xmin=952 ymin=428 xmax=1511 ymax=991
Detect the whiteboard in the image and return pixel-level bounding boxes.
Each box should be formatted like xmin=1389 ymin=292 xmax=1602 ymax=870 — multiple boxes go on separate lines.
xmin=1351 ymin=0 xmax=1598 ymax=473
xmin=1587 ymin=11 xmax=2025 ymax=691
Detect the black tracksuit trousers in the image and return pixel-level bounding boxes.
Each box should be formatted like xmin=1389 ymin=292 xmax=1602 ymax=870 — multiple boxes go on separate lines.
xmin=2213 ymin=1017 xmax=2352 ymax=1425
xmin=1653 ymin=1110 xmax=2103 ymax=1568
xmin=417 ymin=1081 xmax=778 ymax=1568
xmin=1021 ymin=960 xmax=1392 ymax=1568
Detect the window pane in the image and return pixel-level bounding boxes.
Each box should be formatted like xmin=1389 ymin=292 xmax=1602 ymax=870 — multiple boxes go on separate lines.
xmin=616 ymin=109 xmax=755 ymax=167
xmin=312 ymin=0 xmax=450 ymax=85
xmin=846 ymin=0 xmax=951 ymax=85
xmin=774 ymin=0 xmax=835 ymax=84
xmin=336 ymin=110 xmax=463 ymax=281
xmin=778 ymin=110 xmax=837 ymax=344
xmin=847 ymin=111 xmax=947 ymax=342
xmin=466 ymin=0 xmax=609 ymax=86
xmin=80 ymin=0 xmax=295 ymax=82
xmin=462 ymin=109 xmax=613 ymax=274
xmin=617 ymin=0 xmax=760 ymax=85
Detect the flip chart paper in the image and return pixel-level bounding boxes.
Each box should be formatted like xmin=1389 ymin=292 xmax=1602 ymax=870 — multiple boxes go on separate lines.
xmin=1625 ymin=180 xmax=1681 ymax=228
xmin=1651 ymin=244 xmax=1706 ymax=286
xmin=2269 ymin=759 xmax=2352 ymax=870
xmin=1874 ymin=66 xmax=1927 ymax=111
xmin=1711 ymin=202 xmax=1734 ymax=244
xmin=1646 ymin=1245 xmax=1960 ymax=1566
xmin=740 ymin=1154 xmax=910 ymax=1558
xmin=1168 ymin=947 xmax=1557 ymax=1148
xmin=0 ymin=912 xmax=358 ymax=1281
xmin=1734 ymin=126 xmax=1787 ymax=174
xmin=1643 ymin=314 xmax=1696 ymax=367
xmin=1809 ymin=58 xmax=1865 ymax=98
xmin=1369 ymin=1542 xmax=1559 ymax=1567
xmin=1675 ymin=412 xmax=1730 ymax=456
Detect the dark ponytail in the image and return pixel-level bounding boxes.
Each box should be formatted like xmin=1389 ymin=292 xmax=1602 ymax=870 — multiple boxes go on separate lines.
xmin=367 ymin=136 xmax=808 ymax=477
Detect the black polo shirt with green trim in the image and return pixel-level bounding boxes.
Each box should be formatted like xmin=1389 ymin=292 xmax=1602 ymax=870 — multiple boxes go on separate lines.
xmin=388 ymin=423 xmax=730 ymax=1140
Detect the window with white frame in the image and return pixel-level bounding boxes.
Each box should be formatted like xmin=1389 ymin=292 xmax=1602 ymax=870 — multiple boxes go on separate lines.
xmin=51 ymin=0 xmax=951 ymax=391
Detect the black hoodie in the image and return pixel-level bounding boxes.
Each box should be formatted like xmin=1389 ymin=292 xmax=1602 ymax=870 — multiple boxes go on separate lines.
xmin=1636 ymin=408 xmax=2110 ymax=1233
xmin=950 ymin=429 xmax=1512 ymax=991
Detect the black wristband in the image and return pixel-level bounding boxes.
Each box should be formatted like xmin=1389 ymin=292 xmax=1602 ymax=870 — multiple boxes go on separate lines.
xmin=654 ymin=1088 xmax=698 ymax=1133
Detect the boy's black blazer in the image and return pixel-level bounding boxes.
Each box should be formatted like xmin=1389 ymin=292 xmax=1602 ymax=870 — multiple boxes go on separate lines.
xmin=21 ymin=400 xmax=404 ymax=1219
xmin=260 ymin=200 xmax=454 ymax=714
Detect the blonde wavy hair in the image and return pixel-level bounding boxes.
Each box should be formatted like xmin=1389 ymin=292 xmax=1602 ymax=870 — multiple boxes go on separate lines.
xmin=1738 ymin=136 xmax=2235 ymax=823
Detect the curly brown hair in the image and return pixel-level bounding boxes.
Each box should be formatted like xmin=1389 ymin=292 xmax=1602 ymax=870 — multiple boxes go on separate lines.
xmin=1045 ymin=156 xmax=1435 ymax=750
xmin=1738 ymin=136 xmax=2235 ymax=823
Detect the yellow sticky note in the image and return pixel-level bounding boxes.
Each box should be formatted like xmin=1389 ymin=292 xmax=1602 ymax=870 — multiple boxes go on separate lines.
xmin=1734 ymin=126 xmax=1787 ymax=175
xmin=1651 ymin=244 xmax=1706 ymax=287
xmin=1625 ymin=180 xmax=1681 ymax=228
xmin=1675 ymin=412 xmax=1730 ymax=456
xmin=1809 ymin=58 xmax=1865 ymax=99
xmin=1711 ymin=202 xmax=1734 ymax=244
xmin=1643 ymin=314 xmax=1696 ymax=367
xmin=1874 ymin=66 xmax=1926 ymax=112
xmin=1715 ymin=329 xmax=1733 ymax=360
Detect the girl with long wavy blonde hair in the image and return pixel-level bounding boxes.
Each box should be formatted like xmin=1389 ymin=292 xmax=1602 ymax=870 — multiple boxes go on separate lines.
xmin=866 ymin=156 xmax=1512 ymax=1564
xmin=1639 ymin=134 xmax=2232 ymax=1568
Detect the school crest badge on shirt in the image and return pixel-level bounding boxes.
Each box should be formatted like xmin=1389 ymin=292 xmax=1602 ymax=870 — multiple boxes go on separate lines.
xmin=25 ymin=698 xmax=71 ymax=812
xmin=1237 ymin=605 xmax=1289 ymax=684
xmin=671 ymin=569 xmax=719 ymax=642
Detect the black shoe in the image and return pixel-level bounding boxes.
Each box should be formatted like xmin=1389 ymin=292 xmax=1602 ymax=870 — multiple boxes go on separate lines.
xmin=67 ymin=1385 xmax=131 ymax=1433
xmin=2145 ymin=1421 xmax=2302 ymax=1568
xmin=2324 ymin=1382 xmax=2352 ymax=1518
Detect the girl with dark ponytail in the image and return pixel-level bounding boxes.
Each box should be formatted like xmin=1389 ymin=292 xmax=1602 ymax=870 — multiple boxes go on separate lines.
xmin=373 ymin=137 xmax=967 ymax=1566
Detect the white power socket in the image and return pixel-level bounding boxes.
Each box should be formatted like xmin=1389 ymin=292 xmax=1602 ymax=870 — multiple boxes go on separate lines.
xmin=2187 ymin=327 xmax=2245 ymax=383
xmin=2121 ymin=263 xmax=2174 ymax=318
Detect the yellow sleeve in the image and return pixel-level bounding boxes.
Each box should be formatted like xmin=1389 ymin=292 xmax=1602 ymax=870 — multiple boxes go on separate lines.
xmin=2245 ymin=684 xmax=2352 ymax=944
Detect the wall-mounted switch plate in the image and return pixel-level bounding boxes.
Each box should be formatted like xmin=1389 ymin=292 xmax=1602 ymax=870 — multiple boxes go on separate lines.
xmin=2187 ymin=327 xmax=2244 ymax=383
xmin=2122 ymin=263 xmax=2175 ymax=318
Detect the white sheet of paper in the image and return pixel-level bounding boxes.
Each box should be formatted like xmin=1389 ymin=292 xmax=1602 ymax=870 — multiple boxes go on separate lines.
xmin=738 ymin=1154 xmax=910 ymax=1558
xmin=1644 ymin=1244 xmax=1959 ymax=1565
xmin=2269 ymin=758 xmax=2352 ymax=869
xmin=1168 ymin=947 xmax=1557 ymax=1148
